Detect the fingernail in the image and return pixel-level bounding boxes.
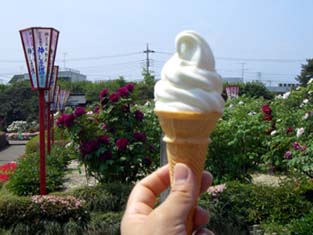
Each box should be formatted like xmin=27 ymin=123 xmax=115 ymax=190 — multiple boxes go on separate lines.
xmin=174 ymin=163 xmax=189 ymax=183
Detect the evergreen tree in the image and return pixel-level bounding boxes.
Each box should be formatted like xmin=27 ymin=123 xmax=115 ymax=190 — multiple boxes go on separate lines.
xmin=296 ymin=58 xmax=313 ymax=86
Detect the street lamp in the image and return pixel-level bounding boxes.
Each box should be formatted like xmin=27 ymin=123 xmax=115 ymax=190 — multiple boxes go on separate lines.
xmin=20 ymin=27 xmax=59 ymax=195
xmin=45 ymin=65 xmax=59 ymax=154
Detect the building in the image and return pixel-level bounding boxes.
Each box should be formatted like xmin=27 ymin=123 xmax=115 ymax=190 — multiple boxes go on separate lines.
xmin=267 ymin=83 xmax=299 ymax=93
xmin=9 ymin=68 xmax=87 ymax=83
xmin=223 ymin=77 xmax=244 ymax=84
xmin=67 ymin=93 xmax=87 ymax=107
xmin=58 ymin=68 xmax=87 ymax=82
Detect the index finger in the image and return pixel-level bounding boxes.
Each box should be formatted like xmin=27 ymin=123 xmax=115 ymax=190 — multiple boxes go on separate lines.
xmin=125 ymin=165 xmax=170 ymax=216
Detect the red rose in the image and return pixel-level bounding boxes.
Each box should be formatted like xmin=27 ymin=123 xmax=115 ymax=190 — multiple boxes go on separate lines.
xmin=133 ymin=132 xmax=146 ymax=142
xmin=125 ymin=83 xmax=135 ymax=92
xmin=117 ymin=87 xmax=129 ymax=97
xmin=80 ymin=140 xmax=99 ymax=156
xmin=63 ymin=113 xmax=75 ymax=127
xmin=98 ymin=135 xmax=110 ymax=144
xmin=134 ymin=110 xmax=144 ymax=121
xmin=109 ymin=92 xmax=121 ymax=102
xmin=286 ymin=127 xmax=293 ymax=134
xmin=74 ymin=106 xmax=86 ymax=117
xmin=99 ymin=88 xmax=109 ymax=99
xmin=116 ymin=138 xmax=129 ymax=151
xmin=262 ymin=104 xmax=272 ymax=115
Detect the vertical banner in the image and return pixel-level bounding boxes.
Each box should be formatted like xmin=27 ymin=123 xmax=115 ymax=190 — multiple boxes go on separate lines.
xmin=51 ymin=85 xmax=60 ymax=112
xmin=20 ymin=29 xmax=37 ymax=89
xmin=47 ymin=31 xmax=59 ymax=88
xmin=59 ymin=90 xmax=70 ymax=111
xmin=33 ymin=28 xmax=51 ymax=88
xmin=226 ymin=85 xmax=240 ymax=99
xmin=49 ymin=66 xmax=59 ymax=102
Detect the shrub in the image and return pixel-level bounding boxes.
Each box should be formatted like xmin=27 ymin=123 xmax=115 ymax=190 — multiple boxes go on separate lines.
xmin=25 ymin=132 xmax=68 ymax=155
xmin=263 ymin=82 xmax=313 ymax=175
xmin=30 ymin=195 xmax=89 ymax=225
xmin=0 ymin=131 xmax=9 ymax=151
xmin=201 ymin=181 xmax=313 ymax=234
xmin=0 ymin=194 xmax=89 ymax=234
xmin=58 ymin=83 xmax=160 ymax=183
xmin=206 ymin=97 xmax=270 ymax=183
xmin=7 ymin=150 xmax=67 ymax=196
xmin=87 ymin=212 xmax=122 ymax=235
xmin=289 ymin=209 xmax=313 ymax=235
xmin=0 ymin=195 xmax=33 ymax=228
xmin=69 ymin=183 xmax=132 ymax=212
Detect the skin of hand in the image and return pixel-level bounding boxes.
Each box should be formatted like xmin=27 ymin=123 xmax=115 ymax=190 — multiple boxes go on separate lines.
xmin=121 ymin=163 xmax=214 ymax=235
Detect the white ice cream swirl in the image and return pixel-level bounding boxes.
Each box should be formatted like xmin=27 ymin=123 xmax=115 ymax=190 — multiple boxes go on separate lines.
xmin=154 ymin=31 xmax=225 ymax=113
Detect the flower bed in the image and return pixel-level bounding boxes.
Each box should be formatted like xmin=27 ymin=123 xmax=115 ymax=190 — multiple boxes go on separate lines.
xmin=0 ymin=162 xmax=16 ymax=182
xmin=5 ymin=132 xmax=39 ymax=140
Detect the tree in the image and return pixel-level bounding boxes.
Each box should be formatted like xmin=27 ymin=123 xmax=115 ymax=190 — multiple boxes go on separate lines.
xmin=239 ymin=81 xmax=274 ymax=100
xmin=0 ymin=81 xmax=38 ymax=130
xmin=296 ymin=59 xmax=313 ymax=86
xmin=142 ymin=68 xmax=155 ymax=87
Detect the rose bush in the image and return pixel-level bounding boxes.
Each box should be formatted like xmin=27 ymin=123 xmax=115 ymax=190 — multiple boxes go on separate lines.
xmin=262 ymin=81 xmax=313 ymax=176
xmin=206 ymin=96 xmax=271 ymax=183
xmin=57 ymin=83 xmax=160 ymax=183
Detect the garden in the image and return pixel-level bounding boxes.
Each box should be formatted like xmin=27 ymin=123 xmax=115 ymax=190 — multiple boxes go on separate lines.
xmin=0 ymin=75 xmax=313 ymax=234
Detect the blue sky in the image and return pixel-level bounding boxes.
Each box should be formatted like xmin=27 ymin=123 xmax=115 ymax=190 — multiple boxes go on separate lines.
xmin=0 ymin=0 xmax=312 ymax=85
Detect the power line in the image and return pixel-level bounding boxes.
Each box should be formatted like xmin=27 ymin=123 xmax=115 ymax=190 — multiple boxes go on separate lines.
xmin=155 ymin=51 xmax=306 ymax=63
xmin=62 ymin=52 xmax=142 ymax=62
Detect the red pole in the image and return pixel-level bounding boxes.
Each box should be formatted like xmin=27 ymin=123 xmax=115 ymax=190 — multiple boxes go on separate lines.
xmin=51 ymin=112 xmax=54 ymax=145
xmin=39 ymin=90 xmax=46 ymax=195
xmin=47 ymin=103 xmax=51 ymax=154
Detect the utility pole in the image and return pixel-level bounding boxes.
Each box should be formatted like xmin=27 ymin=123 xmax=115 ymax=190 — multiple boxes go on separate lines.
xmin=63 ymin=52 xmax=67 ymax=69
xmin=143 ymin=43 xmax=155 ymax=73
xmin=241 ymin=63 xmax=246 ymax=82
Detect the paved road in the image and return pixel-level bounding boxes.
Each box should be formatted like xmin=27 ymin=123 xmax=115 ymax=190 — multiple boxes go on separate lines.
xmin=0 ymin=141 xmax=26 ymax=164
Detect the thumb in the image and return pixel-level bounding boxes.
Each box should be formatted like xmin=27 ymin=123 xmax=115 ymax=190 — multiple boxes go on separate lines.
xmin=156 ymin=163 xmax=197 ymax=222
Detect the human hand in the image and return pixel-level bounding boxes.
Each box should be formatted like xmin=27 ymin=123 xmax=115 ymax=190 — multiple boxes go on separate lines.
xmin=121 ymin=163 xmax=214 ymax=235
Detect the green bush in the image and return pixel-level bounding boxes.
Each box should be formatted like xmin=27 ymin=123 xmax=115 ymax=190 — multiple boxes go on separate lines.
xmin=289 ymin=209 xmax=313 ymax=235
xmin=207 ymin=97 xmax=270 ymax=183
xmin=25 ymin=132 xmax=68 ymax=155
xmin=0 ymin=131 xmax=9 ymax=151
xmin=69 ymin=183 xmax=132 ymax=212
xmin=7 ymin=150 xmax=67 ymax=196
xmin=87 ymin=212 xmax=122 ymax=235
xmin=58 ymin=84 xmax=159 ymax=183
xmin=0 ymin=195 xmax=33 ymax=228
xmin=201 ymin=181 xmax=313 ymax=234
xmin=263 ymin=82 xmax=313 ymax=175
xmin=0 ymin=194 xmax=89 ymax=233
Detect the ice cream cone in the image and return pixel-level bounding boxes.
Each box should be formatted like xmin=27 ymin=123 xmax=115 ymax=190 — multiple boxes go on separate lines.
xmin=155 ymin=110 xmax=222 ymax=235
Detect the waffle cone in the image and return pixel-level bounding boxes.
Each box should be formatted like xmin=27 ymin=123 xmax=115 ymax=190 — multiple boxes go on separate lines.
xmin=155 ymin=110 xmax=222 ymax=235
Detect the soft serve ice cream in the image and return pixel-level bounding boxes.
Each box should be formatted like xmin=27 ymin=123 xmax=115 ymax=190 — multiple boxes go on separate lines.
xmin=154 ymin=31 xmax=225 ymax=113
xmin=154 ymin=31 xmax=225 ymax=235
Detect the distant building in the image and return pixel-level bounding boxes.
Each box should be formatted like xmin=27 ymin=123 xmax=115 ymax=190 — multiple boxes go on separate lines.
xmin=67 ymin=93 xmax=87 ymax=107
xmin=58 ymin=68 xmax=87 ymax=82
xmin=267 ymin=83 xmax=299 ymax=93
xmin=9 ymin=67 xmax=87 ymax=83
xmin=223 ymin=77 xmax=244 ymax=84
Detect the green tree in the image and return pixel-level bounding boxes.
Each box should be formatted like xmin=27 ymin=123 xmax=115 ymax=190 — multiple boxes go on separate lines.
xmin=296 ymin=58 xmax=313 ymax=86
xmin=142 ymin=68 xmax=155 ymax=87
xmin=0 ymin=81 xmax=38 ymax=130
xmin=239 ymin=81 xmax=274 ymax=99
